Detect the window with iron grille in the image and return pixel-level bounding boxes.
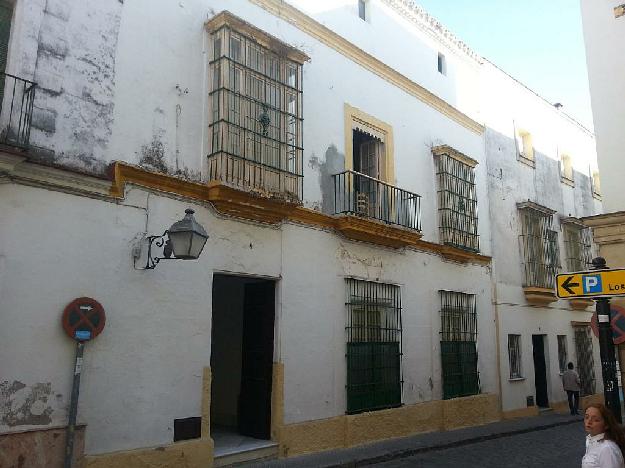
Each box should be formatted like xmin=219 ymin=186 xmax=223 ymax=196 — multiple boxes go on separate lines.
xmin=574 ymin=326 xmax=596 ymax=396
xmin=562 ymin=221 xmax=593 ymax=272
xmin=345 ymin=279 xmax=402 ymax=414
xmin=436 ymin=153 xmax=479 ymax=252
xmin=557 ymin=335 xmax=568 ymax=374
xmin=439 ymin=291 xmax=479 ymax=399
xmin=508 ymin=334 xmax=522 ymax=379
xmin=518 ymin=203 xmax=559 ymax=289
xmin=207 ymin=20 xmax=304 ymax=200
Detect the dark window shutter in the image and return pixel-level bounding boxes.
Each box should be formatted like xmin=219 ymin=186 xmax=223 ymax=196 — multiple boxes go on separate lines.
xmin=0 ymin=3 xmax=12 ymax=74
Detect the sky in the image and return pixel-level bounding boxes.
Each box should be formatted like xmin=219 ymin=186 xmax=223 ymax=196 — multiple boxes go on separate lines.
xmin=414 ymin=0 xmax=594 ymax=130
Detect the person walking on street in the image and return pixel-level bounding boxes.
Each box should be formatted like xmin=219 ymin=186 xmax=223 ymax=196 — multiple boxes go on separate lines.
xmin=563 ymin=362 xmax=581 ymax=415
xmin=583 ymin=403 xmax=625 ymax=468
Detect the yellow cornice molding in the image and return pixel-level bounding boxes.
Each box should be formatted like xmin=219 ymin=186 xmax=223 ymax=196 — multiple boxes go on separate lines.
xmin=432 ymin=145 xmax=478 ymax=167
xmin=522 ymin=287 xmax=557 ymax=306
xmin=205 ymin=10 xmax=310 ymax=64
xmin=247 ymin=0 xmax=484 ymax=135
xmin=109 ymin=162 xmax=491 ymax=264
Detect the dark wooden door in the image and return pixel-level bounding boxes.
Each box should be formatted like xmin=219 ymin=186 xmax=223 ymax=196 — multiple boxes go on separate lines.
xmin=237 ymin=281 xmax=275 ymax=439
xmin=532 ymin=335 xmax=549 ymax=408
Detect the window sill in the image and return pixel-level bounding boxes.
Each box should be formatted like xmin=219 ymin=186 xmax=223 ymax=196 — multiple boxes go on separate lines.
xmin=517 ymin=154 xmax=535 ymax=168
xmin=592 ymin=192 xmax=602 ymax=201
xmin=509 ymin=377 xmax=526 ymax=382
xmin=561 ymin=177 xmax=575 ymax=188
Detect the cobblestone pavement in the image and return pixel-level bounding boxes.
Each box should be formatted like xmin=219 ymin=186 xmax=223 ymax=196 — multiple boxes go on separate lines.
xmin=369 ymin=423 xmax=586 ymax=467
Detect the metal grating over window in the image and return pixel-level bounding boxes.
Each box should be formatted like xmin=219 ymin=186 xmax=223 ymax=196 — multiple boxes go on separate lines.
xmin=208 ymin=26 xmax=303 ymax=200
xmin=508 ymin=334 xmax=522 ymax=379
xmin=518 ymin=204 xmax=559 ymax=289
xmin=345 ymin=279 xmax=402 ymax=414
xmin=436 ymin=154 xmax=479 ymax=252
xmin=574 ymin=326 xmax=596 ymax=396
xmin=563 ymin=222 xmax=593 ymax=272
xmin=439 ymin=291 xmax=479 ymax=399
xmin=557 ymin=335 xmax=568 ymax=374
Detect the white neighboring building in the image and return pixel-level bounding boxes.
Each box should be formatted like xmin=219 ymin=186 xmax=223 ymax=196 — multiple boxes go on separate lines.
xmin=0 ymin=1 xmax=603 ymax=467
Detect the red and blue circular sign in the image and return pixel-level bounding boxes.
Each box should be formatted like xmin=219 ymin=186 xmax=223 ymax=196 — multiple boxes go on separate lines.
xmin=591 ymin=305 xmax=625 ymax=345
xmin=61 ymin=297 xmax=106 ymax=342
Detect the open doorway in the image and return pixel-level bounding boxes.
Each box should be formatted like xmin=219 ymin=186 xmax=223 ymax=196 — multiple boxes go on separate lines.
xmin=211 ymin=274 xmax=276 ymax=456
xmin=532 ymin=334 xmax=549 ymax=408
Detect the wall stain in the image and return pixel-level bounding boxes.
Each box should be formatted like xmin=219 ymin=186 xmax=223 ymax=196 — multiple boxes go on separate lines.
xmin=1 ymin=381 xmax=53 ymax=427
xmin=137 ymin=136 xmax=201 ymax=182
xmin=309 ymin=145 xmax=345 ymax=214
xmin=337 ymin=245 xmax=383 ymax=280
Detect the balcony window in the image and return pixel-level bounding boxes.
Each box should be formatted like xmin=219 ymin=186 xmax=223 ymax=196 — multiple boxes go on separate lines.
xmin=440 ymin=290 xmax=479 ymax=399
xmin=206 ymin=13 xmax=306 ymax=201
xmin=518 ymin=202 xmax=559 ymax=289
xmin=560 ymin=154 xmax=574 ymax=186
xmin=562 ymin=219 xmax=593 ymax=272
xmin=346 ymin=279 xmax=402 ymax=414
xmin=434 ymin=146 xmax=479 ymax=252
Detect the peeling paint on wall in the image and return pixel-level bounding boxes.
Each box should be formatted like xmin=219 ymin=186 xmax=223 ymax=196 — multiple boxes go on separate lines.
xmin=309 ymin=144 xmax=345 ymax=215
xmin=137 ymin=136 xmax=201 ymax=182
xmin=337 ymin=244 xmax=383 ymax=280
xmin=0 ymin=381 xmax=53 ymax=427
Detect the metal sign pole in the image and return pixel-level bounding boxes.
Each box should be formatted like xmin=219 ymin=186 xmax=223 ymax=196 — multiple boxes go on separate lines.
xmin=593 ymin=257 xmax=622 ymax=423
xmin=64 ymin=341 xmax=85 ymax=468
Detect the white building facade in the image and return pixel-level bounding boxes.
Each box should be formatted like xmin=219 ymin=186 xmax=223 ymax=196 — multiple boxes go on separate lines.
xmin=0 ymin=1 xmax=602 ymax=467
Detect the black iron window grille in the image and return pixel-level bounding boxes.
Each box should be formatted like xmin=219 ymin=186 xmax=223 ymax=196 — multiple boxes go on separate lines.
xmin=333 ymin=170 xmax=422 ymax=231
xmin=0 ymin=73 xmax=36 ymax=149
xmin=345 ymin=279 xmax=402 ymax=414
xmin=436 ymin=154 xmax=479 ymax=252
xmin=439 ymin=291 xmax=479 ymax=399
xmin=518 ymin=203 xmax=559 ymax=289
xmin=562 ymin=221 xmax=593 ymax=272
xmin=508 ymin=334 xmax=522 ymax=379
xmin=574 ymin=326 xmax=596 ymax=396
xmin=557 ymin=335 xmax=567 ymax=374
xmin=208 ymin=25 xmax=303 ymax=201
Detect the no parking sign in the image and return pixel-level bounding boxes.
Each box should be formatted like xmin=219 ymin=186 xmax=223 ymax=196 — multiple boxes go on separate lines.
xmin=591 ymin=305 xmax=625 ymax=345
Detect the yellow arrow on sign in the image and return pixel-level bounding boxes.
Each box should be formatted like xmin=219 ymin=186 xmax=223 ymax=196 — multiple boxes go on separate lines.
xmin=556 ymin=268 xmax=625 ymax=299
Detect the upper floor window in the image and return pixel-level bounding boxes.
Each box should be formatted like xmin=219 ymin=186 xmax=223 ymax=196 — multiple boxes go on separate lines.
xmin=615 ymin=4 xmax=625 ymax=18
xmin=517 ymin=202 xmax=559 ymax=289
xmin=592 ymin=171 xmax=602 ymax=198
xmin=560 ymin=154 xmax=574 ymax=186
xmin=433 ymin=146 xmax=479 ymax=252
xmin=515 ymin=127 xmax=534 ymax=165
xmin=358 ymin=0 xmax=368 ymax=21
xmin=561 ymin=218 xmax=593 ymax=272
xmin=205 ymin=12 xmax=308 ymax=201
xmin=437 ymin=52 xmax=447 ymax=76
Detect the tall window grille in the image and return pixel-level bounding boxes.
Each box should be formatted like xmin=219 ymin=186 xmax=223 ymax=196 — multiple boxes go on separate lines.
xmin=557 ymin=335 xmax=568 ymax=374
xmin=508 ymin=334 xmax=522 ymax=379
xmin=562 ymin=221 xmax=593 ymax=271
xmin=436 ymin=153 xmax=479 ymax=252
xmin=439 ymin=291 xmax=479 ymax=399
xmin=518 ymin=203 xmax=559 ymax=289
xmin=574 ymin=326 xmax=596 ymax=396
xmin=345 ymin=279 xmax=402 ymax=414
xmin=208 ymin=23 xmax=304 ymax=200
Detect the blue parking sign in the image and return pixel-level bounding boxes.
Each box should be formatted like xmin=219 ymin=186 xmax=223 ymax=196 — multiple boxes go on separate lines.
xmin=583 ymin=274 xmax=603 ymax=294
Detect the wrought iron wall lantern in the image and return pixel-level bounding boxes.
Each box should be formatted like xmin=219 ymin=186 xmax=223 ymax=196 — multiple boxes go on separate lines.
xmin=134 ymin=209 xmax=209 ymax=270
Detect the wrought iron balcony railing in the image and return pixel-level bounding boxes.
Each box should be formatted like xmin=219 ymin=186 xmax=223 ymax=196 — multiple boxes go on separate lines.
xmin=333 ymin=170 xmax=422 ymax=231
xmin=0 ymin=73 xmax=36 ymax=149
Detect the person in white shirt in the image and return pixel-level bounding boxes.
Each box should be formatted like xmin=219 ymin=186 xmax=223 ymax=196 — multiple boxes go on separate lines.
xmin=583 ymin=403 xmax=625 ymax=468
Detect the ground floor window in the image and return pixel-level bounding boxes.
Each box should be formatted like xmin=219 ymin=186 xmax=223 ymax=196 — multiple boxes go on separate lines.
xmin=345 ymin=278 xmax=402 ymax=414
xmin=574 ymin=326 xmax=596 ymax=396
xmin=508 ymin=334 xmax=523 ymax=379
xmin=439 ymin=291 xmax=479 ymax=399
xmin=557 ymin=335 xmax=568 ymax=374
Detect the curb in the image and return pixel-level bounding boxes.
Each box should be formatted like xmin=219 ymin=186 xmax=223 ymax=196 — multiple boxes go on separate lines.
xmin=331 ymin=418 xmax=581 ymax=467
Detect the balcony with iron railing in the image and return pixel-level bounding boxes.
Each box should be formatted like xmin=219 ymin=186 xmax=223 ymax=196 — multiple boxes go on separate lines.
xmin=333 ymin=170 xmax=422 ymax=232
xmin=0 ymin=73 xmax=36 ymax=150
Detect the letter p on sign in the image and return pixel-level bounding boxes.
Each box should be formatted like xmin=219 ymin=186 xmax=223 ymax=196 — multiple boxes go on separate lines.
xmin=583 ymin=274 xmax=603 ymax=294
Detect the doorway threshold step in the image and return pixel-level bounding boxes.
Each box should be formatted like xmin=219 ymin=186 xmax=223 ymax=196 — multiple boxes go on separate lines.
xmin=214 ymin=442 xmax=279 ymax=467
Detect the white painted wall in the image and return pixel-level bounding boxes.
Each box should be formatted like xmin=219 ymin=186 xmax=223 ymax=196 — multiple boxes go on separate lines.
xmin=581 ymin=0 xmax=625 ymax=212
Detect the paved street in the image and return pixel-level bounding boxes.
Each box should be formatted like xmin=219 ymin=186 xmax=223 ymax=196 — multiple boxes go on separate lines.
xmin=369 ymin=423 xmax=585 ymax=467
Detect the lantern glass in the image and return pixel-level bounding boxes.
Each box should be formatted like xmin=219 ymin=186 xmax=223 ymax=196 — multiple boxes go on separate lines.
xmin=167 ymin=209 xmax=209 ymax=260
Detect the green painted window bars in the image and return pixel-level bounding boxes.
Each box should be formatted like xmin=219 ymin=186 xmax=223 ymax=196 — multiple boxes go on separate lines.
xmin=562 ymin=220 xmax=593 ymax=272
xmin=439 ymin=290 xmax=479 ymax=399
xmin=345 ymin=279 xmax=402 ymax=414
xmin=436 ymin=154 xmax=479 ymax=252
xmin=517 ymin=202 xmax=560 ymax=289
xmin=208 ymin=25 xmax=303 ymax=201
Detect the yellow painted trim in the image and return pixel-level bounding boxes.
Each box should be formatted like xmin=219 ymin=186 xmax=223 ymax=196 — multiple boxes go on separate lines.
xmin=205 ymin=11 xmax=310 ymax=64
xmin=109 ymin=162 xmax=491 ymax=265
xmin=278 ymin=394 xmax=499 ymax=457
xmin=569 ymin=299 xmax=593 ymax=310
xmin=201 ymin=367 xmax=211 ymax=439
xmin=522 ymin=287 xmax=557 ymax=305
xmin=344 ymin=103 xmax=395 ymax=183
xmin=432 ymin=145 xmax=478 ymax=168
xmin=502 ymin=406 xmax=539 ymax=420
xmin=247 ymin=0 xmax=484 ymax=135
xmin=271 ymin=362 xmax=285 ymax=441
